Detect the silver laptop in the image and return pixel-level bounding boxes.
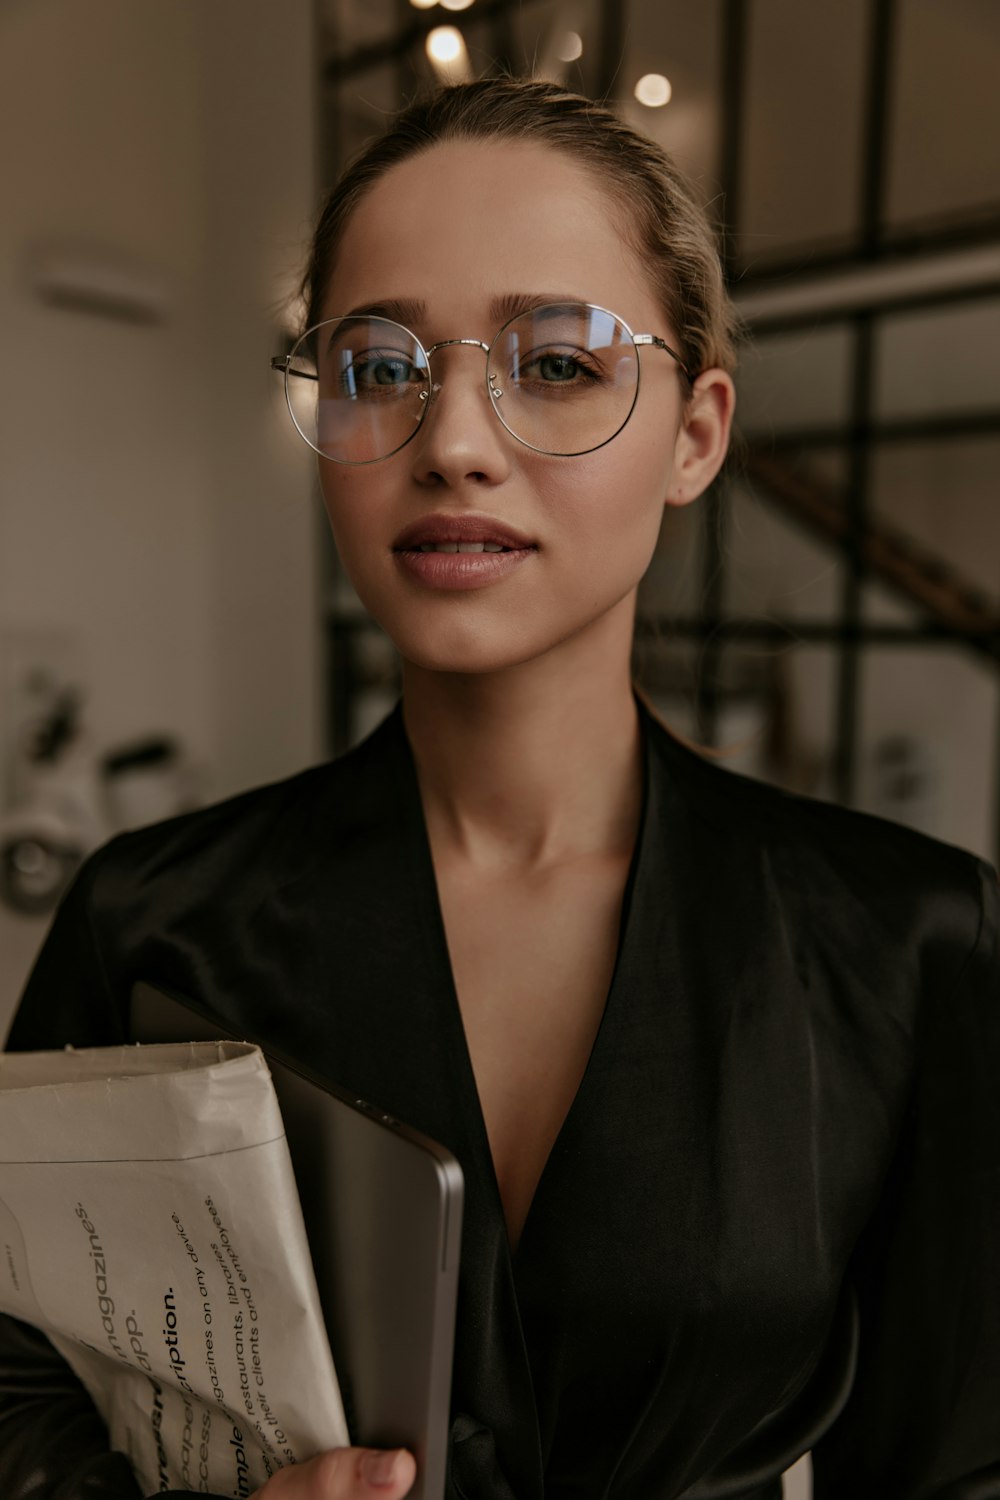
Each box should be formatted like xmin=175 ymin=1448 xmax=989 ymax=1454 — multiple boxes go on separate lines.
xmin=130 ymin=981 xmax=463 ymax=1500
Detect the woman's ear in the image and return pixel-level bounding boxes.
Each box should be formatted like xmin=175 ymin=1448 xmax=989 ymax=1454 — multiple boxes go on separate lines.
xmin=666 ymin=368 xmax=736 ymax=507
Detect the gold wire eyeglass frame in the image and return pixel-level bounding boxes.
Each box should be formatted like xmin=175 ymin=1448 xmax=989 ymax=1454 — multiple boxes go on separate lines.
xmin=270 ymin=300 xmax=694 ymax=464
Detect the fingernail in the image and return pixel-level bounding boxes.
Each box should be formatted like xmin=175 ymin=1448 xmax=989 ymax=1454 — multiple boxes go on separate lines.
xmin=362 ymin=1449 xmax=401 ymax=1487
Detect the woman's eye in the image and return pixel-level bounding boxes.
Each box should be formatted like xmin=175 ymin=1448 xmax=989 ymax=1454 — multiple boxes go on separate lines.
xmin=537 ymin=353 xmax=579 ymax=382
xmin=330 ymin=348 xmax=425 ymax=398
xmin=354 ymin=353 xmax=419 ymax=389
xmin=518 ymin=347 xmax=602 ymax=388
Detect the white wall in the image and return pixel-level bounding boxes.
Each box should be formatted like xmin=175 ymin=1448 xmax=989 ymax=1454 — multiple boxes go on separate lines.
xmin=0 ymin=0 xmax=322 ymax=1030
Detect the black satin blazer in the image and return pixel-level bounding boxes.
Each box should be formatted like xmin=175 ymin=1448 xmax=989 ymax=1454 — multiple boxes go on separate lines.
xmin=2 ymin=697 xmax=999 ymax=1500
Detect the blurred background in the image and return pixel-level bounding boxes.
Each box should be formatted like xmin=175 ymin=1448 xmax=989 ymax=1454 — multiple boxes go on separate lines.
xmin=0 ymin=2 xmax=996 ymax=1489
xmin=1 ymin=3 xmax=998 ymax=1003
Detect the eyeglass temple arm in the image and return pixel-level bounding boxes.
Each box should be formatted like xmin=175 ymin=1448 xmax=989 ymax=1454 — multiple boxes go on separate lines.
xmin=633 ymin=334 xmax=695 ymax=385
xmin=270 ymin=356 xmax=318 ymax=381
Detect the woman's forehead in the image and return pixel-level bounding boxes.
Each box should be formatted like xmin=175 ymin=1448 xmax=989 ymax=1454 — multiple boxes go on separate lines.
xmin=324 ymin=139 xmax=656 ymax=328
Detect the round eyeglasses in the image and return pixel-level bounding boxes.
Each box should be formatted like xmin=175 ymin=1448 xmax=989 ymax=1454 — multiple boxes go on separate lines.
xmin=270 ymin=301 xmax=692 ymax=464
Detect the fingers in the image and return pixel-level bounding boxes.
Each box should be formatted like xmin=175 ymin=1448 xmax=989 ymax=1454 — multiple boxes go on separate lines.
xmin=255 ymin=1445 xmax=417 ymax=1499
xmin=356 ymin=1448 xmax=417 ymax=1491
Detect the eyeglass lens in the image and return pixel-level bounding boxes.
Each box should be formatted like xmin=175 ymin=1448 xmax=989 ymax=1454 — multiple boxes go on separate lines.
xmin=283 ymin=304 xmax=642 ymax=463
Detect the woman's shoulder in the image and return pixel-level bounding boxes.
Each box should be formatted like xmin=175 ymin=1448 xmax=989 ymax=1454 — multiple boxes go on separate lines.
xmin=71 ymin=705 xmax=409 ymax=935
xmin=6 ymin=709 xmax=413 ymax=1051
xmin=642 ymin=701 xmax=996 ymax=962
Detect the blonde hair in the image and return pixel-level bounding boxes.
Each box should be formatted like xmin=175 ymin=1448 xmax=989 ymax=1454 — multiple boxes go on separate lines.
xmin=301 ymin=78 xmax=738 ymax=379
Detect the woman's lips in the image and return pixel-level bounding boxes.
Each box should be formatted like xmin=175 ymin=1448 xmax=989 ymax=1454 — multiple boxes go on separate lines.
xmin=394 ymin=544 xmax=536 ymax=591
xmin=392 ymin=513 xmax=538 ymax=590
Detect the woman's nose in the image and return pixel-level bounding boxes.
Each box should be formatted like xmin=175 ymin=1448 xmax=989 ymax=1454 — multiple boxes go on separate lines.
xmin=409 ymin=349 xmax=512 ymax=488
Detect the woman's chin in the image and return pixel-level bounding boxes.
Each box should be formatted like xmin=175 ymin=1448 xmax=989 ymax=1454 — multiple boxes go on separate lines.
xmin=373 ymin=596 xmax=637 ymax=683
xmin=378 ymin=619 xmax=558 ymax=679
xmin=397 ymin=640 xmax=542 ymax=678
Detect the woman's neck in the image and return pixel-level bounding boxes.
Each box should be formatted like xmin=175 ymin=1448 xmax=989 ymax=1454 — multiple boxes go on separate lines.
xmin=401 ymin=626 xmax=643 ymax=874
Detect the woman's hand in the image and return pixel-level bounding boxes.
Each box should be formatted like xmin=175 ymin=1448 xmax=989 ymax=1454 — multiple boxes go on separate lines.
xmin=252 ymin=1446 xmax=416 ymax=1499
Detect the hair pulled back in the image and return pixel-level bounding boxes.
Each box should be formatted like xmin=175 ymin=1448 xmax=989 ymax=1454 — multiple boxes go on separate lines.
xmin=302 ymin=77 xmax=738 ymax=380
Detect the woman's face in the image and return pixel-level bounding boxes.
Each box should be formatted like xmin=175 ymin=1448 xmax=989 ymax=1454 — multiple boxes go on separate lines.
xmin=317 ymin=138 xmax=732 ymax=676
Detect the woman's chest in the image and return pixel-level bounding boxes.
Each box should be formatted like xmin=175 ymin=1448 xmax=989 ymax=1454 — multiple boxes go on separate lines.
xmin=506 ymin=951 xmax=900 ymax=1449
xmin=435 ymin=853 xmax=632 ymax=1250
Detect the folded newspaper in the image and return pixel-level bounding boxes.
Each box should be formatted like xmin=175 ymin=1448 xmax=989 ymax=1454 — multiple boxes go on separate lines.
xmin=0 ymin=1041 xmax=351 ymax=1496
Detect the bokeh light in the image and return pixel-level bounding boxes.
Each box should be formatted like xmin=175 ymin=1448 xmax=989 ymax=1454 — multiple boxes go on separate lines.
xmin=557 ymin=31 xmax=583 ymax=63
xmin=634 ymin=73 xmax=673 ymax=107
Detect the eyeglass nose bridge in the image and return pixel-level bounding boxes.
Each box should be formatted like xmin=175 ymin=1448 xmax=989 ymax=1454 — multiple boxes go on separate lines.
xmin=423 ymin=336 xmax=491 ymax=358
xmin=418 ymin=336 xmax=504 ymax=406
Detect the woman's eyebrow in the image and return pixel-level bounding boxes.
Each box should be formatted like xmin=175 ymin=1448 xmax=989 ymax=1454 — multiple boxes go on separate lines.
xmin=343 ymin=297 xmax=427 ymax=325
xmin=342 ymin=293 xmax=587 ymax=329
xmin=490 ymin=291 xmax=587 ymax=324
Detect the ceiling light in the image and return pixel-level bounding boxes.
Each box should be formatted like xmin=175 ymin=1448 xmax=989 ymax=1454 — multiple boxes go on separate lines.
xmin=440 ymin=0 xmax=474 ymax=10
xmin=409 ymin=0 xmax=437 ymax=9
xmin=556 ymin=31 xmax=583 ymax=62
xmin=634 ymin=73 xmax=672 ymax=107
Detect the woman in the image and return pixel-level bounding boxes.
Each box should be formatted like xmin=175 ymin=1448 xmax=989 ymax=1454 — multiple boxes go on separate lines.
xmin=2 ymin=79 xmax=998 ymax=1500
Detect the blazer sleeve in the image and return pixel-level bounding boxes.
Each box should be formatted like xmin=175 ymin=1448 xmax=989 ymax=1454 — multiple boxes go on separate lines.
xmin=811 ymin=857 xmax=1000 ymax=1498
xmin=0 ymin=866 xmax=221 ymax=1500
